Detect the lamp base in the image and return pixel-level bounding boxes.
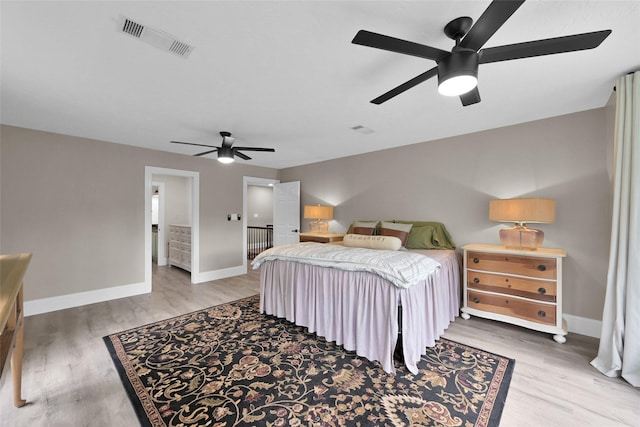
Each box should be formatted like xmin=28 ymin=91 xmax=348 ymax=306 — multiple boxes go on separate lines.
xmin=308 ymin=221 xmax=329 ymax=233
xmin=499 ymin=225 xmax=544 ymax=250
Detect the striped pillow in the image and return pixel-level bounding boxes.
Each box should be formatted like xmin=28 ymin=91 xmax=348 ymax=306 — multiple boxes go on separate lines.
xmin=380 ymin=221 xmax=413 ymax=247
xmin=351 ymin=221 xmax=378 ymax=235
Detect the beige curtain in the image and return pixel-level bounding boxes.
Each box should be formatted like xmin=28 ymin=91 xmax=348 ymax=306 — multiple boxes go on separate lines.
xmin=591 ymin=71 xmax=640 ymax=387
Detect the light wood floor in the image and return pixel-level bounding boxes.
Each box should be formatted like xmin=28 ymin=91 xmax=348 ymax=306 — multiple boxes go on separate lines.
xmin=1 ymin=265 xmax=637 ymax=426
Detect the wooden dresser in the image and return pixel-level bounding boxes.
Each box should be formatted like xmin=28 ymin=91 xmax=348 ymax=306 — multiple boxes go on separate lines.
xmin=168 ymin=224 xmax=191 ymax=272
xmin=461 ymin=244 xmax=568 ymax=343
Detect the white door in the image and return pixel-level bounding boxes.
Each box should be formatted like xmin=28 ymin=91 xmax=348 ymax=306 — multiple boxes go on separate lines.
xmin=273 ymin=181 xmax=300 ymax=246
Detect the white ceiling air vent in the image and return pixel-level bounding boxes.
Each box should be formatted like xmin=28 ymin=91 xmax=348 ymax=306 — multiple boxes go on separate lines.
xmin=120 ymin=17 xmax=194 ymax=58
xmin=351 ymin=125 xmax=375 ymax=135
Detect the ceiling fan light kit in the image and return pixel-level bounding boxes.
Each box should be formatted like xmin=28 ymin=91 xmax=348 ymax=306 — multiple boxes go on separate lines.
xmin=352 ymin=0 xmax=611 ymax=106
xmin=437 ymin=49 xmax=479 ymax=96
xmin=217 ymin=147 xmax=234 ymax=164
xmin=217 ymin=132 xmax=235 ymax=163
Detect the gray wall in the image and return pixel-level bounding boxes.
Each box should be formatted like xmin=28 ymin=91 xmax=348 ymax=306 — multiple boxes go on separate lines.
xmin=1 ymin=100 xmax=616 ymax=322
xmin=281 ymin=106 xmax=615 ymax=321
xmin=0 ymin=125 xmax=278 ymax=300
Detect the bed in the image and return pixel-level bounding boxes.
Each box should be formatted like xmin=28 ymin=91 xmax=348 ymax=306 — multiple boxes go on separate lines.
xmin=251 ymin=221 xmax=460 ymax=374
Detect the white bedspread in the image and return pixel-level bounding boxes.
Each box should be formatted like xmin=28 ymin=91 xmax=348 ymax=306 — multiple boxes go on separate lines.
xmin=251 ymin=242 xmax=441 ymax=289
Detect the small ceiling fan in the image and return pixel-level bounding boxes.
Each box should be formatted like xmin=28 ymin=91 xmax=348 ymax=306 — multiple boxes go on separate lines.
xmin=352 ymin=0 xmax=611 ymax=106
xmin=170 ymin=131 xmax=275 ymax=164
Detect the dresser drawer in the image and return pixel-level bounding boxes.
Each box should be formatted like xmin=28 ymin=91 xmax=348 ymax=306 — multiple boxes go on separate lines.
xmin=467 ymin=271 xmax=556 ymax=302
xmin=181 ymin=254 xmax=191 ymax=267
xmin=467 ymin=290 xmax=556 ymax=325
xmin=467 ymin=251 xmax=557 ymax=280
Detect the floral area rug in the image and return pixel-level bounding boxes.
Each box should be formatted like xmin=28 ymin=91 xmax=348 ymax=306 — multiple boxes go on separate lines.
xmin=104 ymin=295 xmax=514 ymax=427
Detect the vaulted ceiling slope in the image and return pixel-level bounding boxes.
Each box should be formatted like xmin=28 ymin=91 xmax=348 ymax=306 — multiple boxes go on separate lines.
xmin=1 ymin=1 xmax=639 ymax=169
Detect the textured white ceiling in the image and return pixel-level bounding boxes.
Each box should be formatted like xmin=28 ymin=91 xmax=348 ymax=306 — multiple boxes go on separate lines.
xmin=2 ymin=1 xmax=639 ymax=169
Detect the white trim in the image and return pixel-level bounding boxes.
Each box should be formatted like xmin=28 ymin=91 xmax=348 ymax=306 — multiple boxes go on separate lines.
xmin=145 ymin=167 xmax=200 ymax=287
xmin=565 ymin=314 xmax=601 ymax=338
xmin=243 ymin=176 xmax=279 ymax=273
xmin=25 ymin=281 xmax=149 ymax=316
xmin=196 ymin=265 xmax=247 ymax=284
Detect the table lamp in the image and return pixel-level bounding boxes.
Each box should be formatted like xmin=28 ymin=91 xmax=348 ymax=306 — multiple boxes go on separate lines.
xmin=303 ymin=205 xmax=334 ymax=233
xmin=489 ymin=198 xmax=556 ymax=250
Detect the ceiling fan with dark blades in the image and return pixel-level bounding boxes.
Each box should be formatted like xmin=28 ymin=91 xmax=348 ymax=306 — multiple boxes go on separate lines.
xmin=171 ymin=131 xmax=275 ymax=164
xmin=352 ymin=0 xmax=611 ymax=106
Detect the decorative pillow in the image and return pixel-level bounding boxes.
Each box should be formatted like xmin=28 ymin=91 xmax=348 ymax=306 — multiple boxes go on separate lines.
xmin=351 ymin=221 xmax=378 ymax=236
xmin=343 ymin=234 xmax=402 ymax=250
xmin=380 ymin=221 xmax=413 ymax=247
xmin=392 ymin=221 xmax=456 ymax=249
xmin=405 ymin=225 xmax=440 ymax=249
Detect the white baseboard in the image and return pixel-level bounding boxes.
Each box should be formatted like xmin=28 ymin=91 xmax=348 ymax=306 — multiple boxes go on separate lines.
xmin=24 ymin=281 xmax=150 ymax=317
xmin=26 ymin=272 xmax=599 ymax=339
xmin=196 ymin=265 xmax=247 ymax=284
xmin=157 ymin=257 xmax=168 ymax=266
xmin=23 ymin=265 xmax=248 ymax=316
xmin=565 ymin=314 xmax=602 ymax=338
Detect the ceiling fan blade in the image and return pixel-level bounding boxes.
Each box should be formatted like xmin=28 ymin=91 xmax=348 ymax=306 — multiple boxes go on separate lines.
xmin=194 ymin=149 xmax=218 ymax=157
xmin=371 ymin=66 xmax=439 ymax=104
xmin=460 ymin=86 xmax=481 ymax=106
xmin=233 ymin=147 xmax=275 ymax=152
xmin=170 ymin=140 xmax=216 ymax=148
xmin=352 ymin=30 xmax=449 ymax=61
xmin=479 ymin=30 xmax=612 ymax=64
xmin=233 ymin=151 xmax=251 ymax=161
xmin=460 ymin=0 xmax=525 ymax=51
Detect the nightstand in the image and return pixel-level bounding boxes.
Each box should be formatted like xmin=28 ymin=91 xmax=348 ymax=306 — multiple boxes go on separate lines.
xmin=461 ymin=243 xmax=568 ymax=343
xmin=299 ymin=232 xmax=344 ymax=244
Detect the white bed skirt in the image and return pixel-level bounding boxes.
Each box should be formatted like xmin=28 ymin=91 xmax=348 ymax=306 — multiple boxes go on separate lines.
xmin=259 ymin=249 xmax=460 ymax=374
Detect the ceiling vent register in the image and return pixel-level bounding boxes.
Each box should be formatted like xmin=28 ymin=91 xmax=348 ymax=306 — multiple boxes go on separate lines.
xmin=120 ymin=17 xmax=194 ymax=58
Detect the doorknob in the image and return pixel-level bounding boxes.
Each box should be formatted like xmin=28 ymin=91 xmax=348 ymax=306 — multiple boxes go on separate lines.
xmin=291 ymin=229 xmax=299 ymax=233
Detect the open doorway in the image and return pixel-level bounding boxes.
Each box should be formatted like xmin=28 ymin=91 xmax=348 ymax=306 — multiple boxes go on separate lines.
xmin=145 ymin=166 xmax=200 ymax=290
xmin=242 ymin=177 xmax=300 ymax=271
xmin=243 ymin=177 xmax=279 ymax=271
xmin=246 ymin=182 xmax=275 ymax=260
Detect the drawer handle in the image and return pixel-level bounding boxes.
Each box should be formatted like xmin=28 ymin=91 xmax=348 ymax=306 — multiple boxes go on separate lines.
xmin=538 ymin=287 xmax=547 ymax=294
xmin=473 ymin=297 xmax=480 ymax=304
xmin=473 ymin=277 xmax=480 ymax=284
xmin=538 ymin=310 xmax=546 ymax=317
xmin=473 ymin=258 xmax=479 ymax=264
xmin=538 ymin=265 xmax=547 ymax=271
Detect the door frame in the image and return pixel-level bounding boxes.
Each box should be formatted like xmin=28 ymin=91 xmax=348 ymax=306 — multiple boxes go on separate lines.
xmin=152 ymin=181 xmax=167 ymax=265
xmin=243 ymin=176 xmax=280 ymax=272
xmin=145 ymin=166 xmax=200 ymax=288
